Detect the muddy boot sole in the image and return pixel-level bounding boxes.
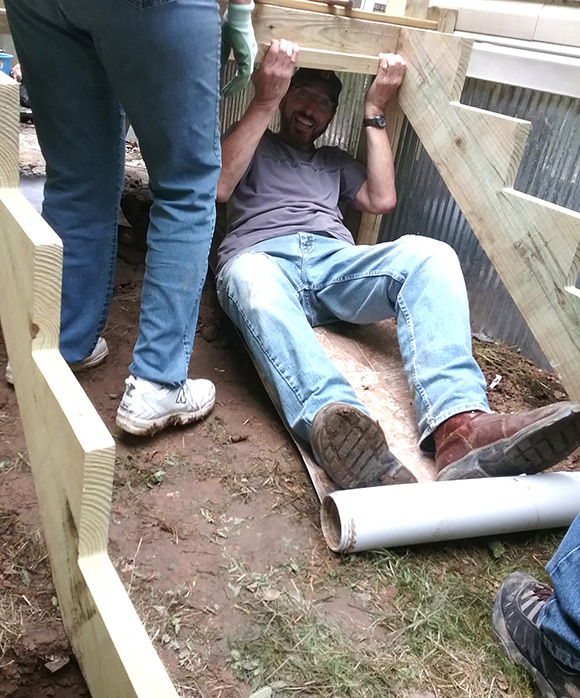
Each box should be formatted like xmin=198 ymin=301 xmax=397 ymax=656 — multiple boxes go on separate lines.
xmin=437 ymin=403 xmax=580 ymax=481
xmin=311 ymin=402 xmax=417 ymax=489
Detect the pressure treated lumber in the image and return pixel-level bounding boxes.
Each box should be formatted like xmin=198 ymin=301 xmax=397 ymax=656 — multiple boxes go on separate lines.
xmin=254 ymin=4 xmax=400 ymax=58
xmin=396 ymin=27 xmax=580 ymax=401
xmin=0 ymin=71 xmax=18 ymax=188
xmin=255 ymin=0 xmax=437 ymax=29
xmin=0 ymin=74 xmax=178 ymax=698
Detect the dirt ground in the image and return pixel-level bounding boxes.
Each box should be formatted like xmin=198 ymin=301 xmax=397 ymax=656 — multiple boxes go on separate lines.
xmin=0 ymin=125 xmax=578 ymax=698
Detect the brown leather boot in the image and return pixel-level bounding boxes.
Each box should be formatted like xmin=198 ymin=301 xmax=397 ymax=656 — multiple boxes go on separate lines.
xmin=434 ymin=402 xmax=580 ymax=481
xmin=311 ymin=402 xmax=417 ymax=489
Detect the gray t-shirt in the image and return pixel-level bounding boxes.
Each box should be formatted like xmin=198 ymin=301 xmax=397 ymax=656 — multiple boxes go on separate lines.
xmin=217 ymin=129 xmax=367 ymax=272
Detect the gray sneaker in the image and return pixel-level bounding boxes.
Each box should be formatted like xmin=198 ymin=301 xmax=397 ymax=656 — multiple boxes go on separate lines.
xmin=310 ymin=402 xmax=417 ymax=489
xmin=115 ymin=375 xmax=216 ymax=436
xmin=492 ymin=571 xmax=580 ymax=698
xmin=5 ymin=336 xmax=109 ymax=385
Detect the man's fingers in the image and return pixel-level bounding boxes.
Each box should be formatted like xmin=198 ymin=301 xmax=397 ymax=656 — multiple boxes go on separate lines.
xmin=272 ymin=38 xmax=299 ymax=65
xmin=375 ymin=52 xmax=406 ymax=83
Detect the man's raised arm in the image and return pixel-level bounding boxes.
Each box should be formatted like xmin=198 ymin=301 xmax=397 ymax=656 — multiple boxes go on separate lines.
xmin=354 ymin=53 xmax=406 ymax=215
xmin=217 ymin=39 xmax=299 ymax=202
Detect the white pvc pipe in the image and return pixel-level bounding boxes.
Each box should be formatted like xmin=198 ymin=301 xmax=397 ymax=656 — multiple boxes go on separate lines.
xmin=321 ymin=472 xmax=580 ymax=553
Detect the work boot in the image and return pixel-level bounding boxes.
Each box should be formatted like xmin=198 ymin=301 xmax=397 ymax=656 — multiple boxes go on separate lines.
xmin=310 ymin=402 xmax=417 ymax=489
xmin=492 ymin=571 xmax=580 ymax=698
xmin=434 ymin=402 xmax=580 ymax=481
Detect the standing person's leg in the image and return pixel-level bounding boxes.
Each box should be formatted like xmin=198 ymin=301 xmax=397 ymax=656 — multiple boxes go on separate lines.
xmin=5 ymin=0 xmax=123 ymax=364
xmin=216 ymin=234 xmax=416 ymax=488
xmin=492 ymin=515 xmax=580 ymax=698
xmin=77 ymin=0 xmax=222 ymax=388
xmin=540 ymin=514 xmax=580 ymax=670
xmin=48 ymin=0 xmax=221 ymax=435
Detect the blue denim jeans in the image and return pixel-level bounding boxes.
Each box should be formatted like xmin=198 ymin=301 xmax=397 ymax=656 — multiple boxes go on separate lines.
xmin=6 ymin=0 xmax=221 ymax=386
xmin=216 ymin=233 xmax=490 ymax=447
xmin=539 ymin=514 xmax=580 ymax=671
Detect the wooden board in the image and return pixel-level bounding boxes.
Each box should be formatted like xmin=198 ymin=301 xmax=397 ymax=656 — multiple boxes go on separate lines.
xmin=396 ymin=27 xmax=580 ymax=401
xmin=0 ymin=77 xmax=179 ymax=698
xmin=254 ymin=0 xmax=437 ymax=30
xmin=253 ymin=4 xmax=400 ymax=59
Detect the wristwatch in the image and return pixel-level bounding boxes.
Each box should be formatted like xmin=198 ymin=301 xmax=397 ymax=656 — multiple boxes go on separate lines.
xmin=363 ymin=114 xmax=387 ymax=128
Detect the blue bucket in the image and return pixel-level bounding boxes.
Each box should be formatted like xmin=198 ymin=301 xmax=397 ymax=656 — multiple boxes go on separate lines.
xmin=0 ymin=52 xmax=13 ymax=76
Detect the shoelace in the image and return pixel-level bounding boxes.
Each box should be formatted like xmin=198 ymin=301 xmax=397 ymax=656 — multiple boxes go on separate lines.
xmin=534 ymin=583 xmax=554 ymax=602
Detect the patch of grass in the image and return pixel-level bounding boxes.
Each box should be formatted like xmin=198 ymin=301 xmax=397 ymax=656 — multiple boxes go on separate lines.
xmin=0 ymin=595 xmax=23 ymax=654
xmin=226 ymin=532 xmax=563 ymax=697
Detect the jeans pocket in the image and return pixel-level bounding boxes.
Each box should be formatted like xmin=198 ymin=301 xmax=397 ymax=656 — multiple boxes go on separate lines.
xmin=122 ymin=0 xmax=176 ymax=8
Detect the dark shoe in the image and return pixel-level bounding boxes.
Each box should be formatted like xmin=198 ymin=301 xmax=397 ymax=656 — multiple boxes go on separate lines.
xmin=310 ymin=402 xmax=417 ymax=489
xmin=492 ymin=571 xmax=580 ymax=698
xmin=435 ymin=402 xmax=580 ymax=481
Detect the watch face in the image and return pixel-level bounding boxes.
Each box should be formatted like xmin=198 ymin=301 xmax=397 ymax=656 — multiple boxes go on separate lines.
xmin=365 ymin=115 xmax=386 ymax=127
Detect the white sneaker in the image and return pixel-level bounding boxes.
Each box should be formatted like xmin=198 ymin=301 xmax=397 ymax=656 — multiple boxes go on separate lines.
xmin=5 ymin=336 xmax=109 ymax=385
xmin=115 ymin=375 xmax=216 ymax=436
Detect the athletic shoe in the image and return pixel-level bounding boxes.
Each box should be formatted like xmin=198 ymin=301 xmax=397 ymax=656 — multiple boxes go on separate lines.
xmin=310 ymin=402 xmax=417 ymax=489
xmin=5 ymin=336 xmax=109 ymax=385
xmin=435 ymin=402 xmax=580 ymax=481
xmin=492 ymin=571 xmax=580 ymax=698
xmin=115 ymin=374 xmax=215 ymax=436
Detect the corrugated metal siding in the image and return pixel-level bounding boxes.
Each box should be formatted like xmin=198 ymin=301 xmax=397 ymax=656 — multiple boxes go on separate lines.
xmin=381 ymin=78 xmax=580 ymax=369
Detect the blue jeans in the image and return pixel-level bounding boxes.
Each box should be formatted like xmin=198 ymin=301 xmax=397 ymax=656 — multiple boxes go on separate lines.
xmin=216 ymin=233 xmax=490 ymax=447
xmin=539 ymin=514 xmax=580 ymax=671
xmin=6 ymin=0 xmax=221 ymax=385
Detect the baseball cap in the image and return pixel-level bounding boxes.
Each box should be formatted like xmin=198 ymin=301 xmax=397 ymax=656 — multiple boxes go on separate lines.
xmin=290 ymin=68 xmax=342 ymax=107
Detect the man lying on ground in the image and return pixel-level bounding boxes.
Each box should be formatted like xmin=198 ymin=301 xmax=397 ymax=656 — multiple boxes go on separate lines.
xmin=215 ymin=39 xmax=580 ymax=488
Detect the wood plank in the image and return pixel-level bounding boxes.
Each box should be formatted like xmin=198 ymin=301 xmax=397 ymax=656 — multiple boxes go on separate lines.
xmin=257 ymin=42 xmax=381 ymax=72
xmin=0 ymin=72 xmax=18 ymax=188
xmin=0 ymin=189 xmax=179 ymax=696
xmin=396 ymin=27 xmax=580 ymax=401
xmin=254 ymin=4 xmax=400 ymax=59
xmin=254 ymin=0 xmax=438 ymax=29
xmin=427 ymin=5 xmax=458 ymax=33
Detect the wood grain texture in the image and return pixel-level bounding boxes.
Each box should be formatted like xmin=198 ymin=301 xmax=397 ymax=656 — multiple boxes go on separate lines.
xmin=0 ymin=72 xmax=19 ymax=189
xmin=0 ymin=190 xmax=179 ymax=698
xmin=257 ymin=42 xmax=381 ymax=73
xmin=254 ymin=0 xmax=437 ymax=29
xmin=396 ymin=27 xmax=580 ymax=401
xmin=254 ymin=4 xmax=399 ymax=59
xmin=427 ymin=5 xmax=458 ymax=33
